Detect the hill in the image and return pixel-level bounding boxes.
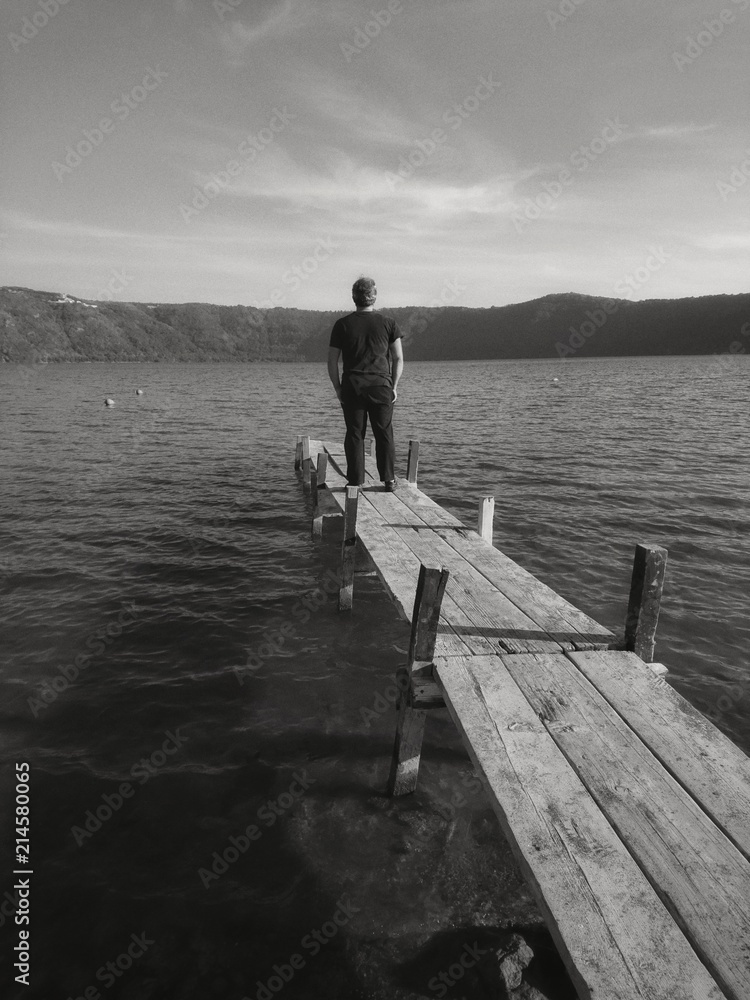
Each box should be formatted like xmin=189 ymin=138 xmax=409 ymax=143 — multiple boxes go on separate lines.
xmin=1 ymin=286 xmax=748 ymax=363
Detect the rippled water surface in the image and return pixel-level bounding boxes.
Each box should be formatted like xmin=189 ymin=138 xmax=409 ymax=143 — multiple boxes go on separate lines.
xmin=1 ymin=357 xmax=748 ymax=999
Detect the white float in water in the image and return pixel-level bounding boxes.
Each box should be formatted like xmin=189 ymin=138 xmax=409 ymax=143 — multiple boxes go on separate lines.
xmin=105 ymin=398 xmax=115 ymax=407
xmin=135 ymin=388 xmax=143 ymax=395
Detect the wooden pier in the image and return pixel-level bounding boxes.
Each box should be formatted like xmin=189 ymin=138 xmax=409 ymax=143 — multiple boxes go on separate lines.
xmin=295 ymin=435 xmax=750 ymax=1000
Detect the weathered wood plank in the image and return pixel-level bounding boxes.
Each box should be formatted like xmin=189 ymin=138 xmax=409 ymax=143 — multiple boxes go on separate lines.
xmin=433 ymin=654 xmax=726 ymax=1000
xmin=395 ymin=525 xmax=564 ymax=654
xmin=503 ymin=651 xmax=750 ymax=1000
xmin=432 ymin=526 xmax=613 ymax=650
xmin=569 ymin=649 xmax=750 ymax=861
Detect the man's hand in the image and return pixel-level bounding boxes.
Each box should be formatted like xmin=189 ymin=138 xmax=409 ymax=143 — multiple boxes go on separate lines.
xmin=392 ymin=388 xmax=398 ymax=402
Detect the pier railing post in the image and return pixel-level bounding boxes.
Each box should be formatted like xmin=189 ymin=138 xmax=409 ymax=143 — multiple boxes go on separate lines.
xmin=311 ymin=451 xmax=327 ymax=539
xmin=624 ymin=543 xmax=668 ymax=663
xmin=406 ymin=439 xmax=420 ymax=485
xmin=294 ymin=435 xmax=303 ymax=471
xmin=388 ymin=562 xmax=449 ymax=796
xmin=338 ymin=486 xmax=359 ymax=611
xmin=301 ymin=436 xmax=312 ymax=490
xmin=477 ymin=496 xmax=495 ymax=543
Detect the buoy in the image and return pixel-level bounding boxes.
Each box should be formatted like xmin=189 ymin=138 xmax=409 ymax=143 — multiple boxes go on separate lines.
xmin=553 ymin=377 xmax=559 ymax=382
xmin=135 ymin=389 xmax=143 ymax=395
xmin=105 ymin=398 xmax=115 ymax=407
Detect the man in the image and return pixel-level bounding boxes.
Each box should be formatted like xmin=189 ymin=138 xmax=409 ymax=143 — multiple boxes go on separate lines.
xmin=328 ymin=276 xmax=404 ymax=490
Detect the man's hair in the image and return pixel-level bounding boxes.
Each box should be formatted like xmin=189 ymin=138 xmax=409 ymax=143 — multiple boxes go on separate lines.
xmin=352 ymin=276 xmax=377 ymax=307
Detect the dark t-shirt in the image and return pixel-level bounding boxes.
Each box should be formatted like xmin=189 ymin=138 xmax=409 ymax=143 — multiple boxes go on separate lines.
xmin=329 ymin=311 xmax=402 ymax=386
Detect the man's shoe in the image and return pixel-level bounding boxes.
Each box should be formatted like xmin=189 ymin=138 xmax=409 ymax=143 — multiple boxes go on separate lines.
xmin=383 ymin=480 xmax=397 ymax=492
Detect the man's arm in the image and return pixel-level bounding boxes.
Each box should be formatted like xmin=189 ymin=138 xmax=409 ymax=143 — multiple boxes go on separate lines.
xmin=328 ymin=346 xmax=342 ymax=402
xmin=390 ymin=338 xmax=404 ymax=400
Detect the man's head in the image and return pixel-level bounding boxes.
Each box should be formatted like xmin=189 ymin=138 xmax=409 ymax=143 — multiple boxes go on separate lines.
xmin=352 ymin=276 xmax=377 ymax=308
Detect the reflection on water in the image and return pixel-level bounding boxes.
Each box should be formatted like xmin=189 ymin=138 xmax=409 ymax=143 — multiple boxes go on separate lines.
xmin=0 ymin=356 xmax=748 ymax=998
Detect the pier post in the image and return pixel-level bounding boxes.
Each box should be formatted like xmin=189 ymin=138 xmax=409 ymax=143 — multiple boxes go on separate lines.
xmin=311 ymin=451 xmax=325 ymax=539
xmin=477 ymin=496 xmax=495 ymax=543
xmin=624 ymin=543 xmax=668 ymax=662
xmin=338 ymin=486 xmax=359 ymax=610
xmin=388 ymin=562 xmax=449 ymax=796
xmin=406 ymin=439 xmax=420 ymax=485
xmin=294 ymin=435 xmax=303 ymax=471
xmin=301 ymin=436 xmax=312 ymax=490
xmin=370 ymin=439 xmax=376 ymax=458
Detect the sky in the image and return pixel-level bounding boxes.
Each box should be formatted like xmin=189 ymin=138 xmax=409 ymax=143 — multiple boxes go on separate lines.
xmin=1 ymin=0 xmax=748 ymax=309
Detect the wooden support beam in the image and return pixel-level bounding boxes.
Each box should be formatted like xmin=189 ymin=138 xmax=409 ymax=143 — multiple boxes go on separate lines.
xmin=317 ymin=450 xmax=328 ymax=489
xmin=406 ymin=439 xmax=420 ymax=485
xmin=311 ymin=451 xmax=329 ymax=540
xmin=370 ymin=439 xmax=376 ymax=458
xmin=338 ymin=486 xmax=359 ymax=610
xmin=477 ymin=496 xmax=495 ymax=543
xmin=388 ymin=562 xmax=449 ymax=796
xmin=301 ymin=436 xmax=312 ymax=489
xmin=624 ymin=543 xmax=668 ymax=663
xmin=294 ymin=435 xmax=303 ymax=471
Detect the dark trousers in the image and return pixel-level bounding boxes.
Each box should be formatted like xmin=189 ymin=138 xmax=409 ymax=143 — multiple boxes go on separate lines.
xmin=340 ymin=377 xmax=395 ymax=485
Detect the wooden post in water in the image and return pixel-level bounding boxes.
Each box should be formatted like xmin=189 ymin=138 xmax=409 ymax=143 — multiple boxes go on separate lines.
xmin=624 ymin=543 xmax=668 ymax=662
xmin=301 ymin=436 xmax=312 ymax=490
xmin=477 ymin=496 xmax=495 ymax=543
xmin=370 ymin=439 xmax=376 ymax=458
xmin=312 ymin=452 xmax=333 ymax=540
xmin=338 ymin=486 xmax=359 ymax=610
xmin=388 ymin=562 xmax=449 ymax=796
xmin=406 ymin=439 xmax=420 ymax=485
xmin=294 ymin=435 xmax=303 ymax=471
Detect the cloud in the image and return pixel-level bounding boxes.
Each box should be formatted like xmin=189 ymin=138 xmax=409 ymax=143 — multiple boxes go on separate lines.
xmin=213 ymin=0 xmax=306 ymax=59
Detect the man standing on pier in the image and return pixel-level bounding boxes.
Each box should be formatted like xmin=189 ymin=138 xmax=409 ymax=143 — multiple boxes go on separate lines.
xmin=328 ymin=276 xmax=404 ymax=490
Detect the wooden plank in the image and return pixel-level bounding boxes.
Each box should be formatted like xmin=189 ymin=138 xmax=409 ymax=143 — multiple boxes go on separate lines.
xmin=350 ymin=503 xmax=496 ymax=658
xmin=433 ymin=654 xmax=726 ymax=1000
xmin=432 ymin=526 xmax=614 ymax=650
xmin=569 ymin=649 xmax=750 ymax=861
xmin=394 ymin=525 xmax=565 ymax=654
xmin=503 ymin=651 xmax=750 ymax=1000
xmin=625 ymin=544 xmax=668 ymax=662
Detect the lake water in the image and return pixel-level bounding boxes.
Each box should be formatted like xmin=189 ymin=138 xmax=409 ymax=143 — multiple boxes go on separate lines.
xmin=1 ymin=356 xmax=749 ymax=999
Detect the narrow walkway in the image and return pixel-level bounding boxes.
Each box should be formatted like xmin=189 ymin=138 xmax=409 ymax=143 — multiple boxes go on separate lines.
xmin=298 ymin=436 xmax=750 ymax=1000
